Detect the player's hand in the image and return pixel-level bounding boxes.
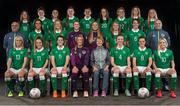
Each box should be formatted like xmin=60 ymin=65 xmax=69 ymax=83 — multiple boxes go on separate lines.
xmin=72 ymin=66 xmax=78 ymax=73
xmin=104 ymin=65 xmax=109 ymax=71
xmin=82 ymin=65 xmax=88 ymax=73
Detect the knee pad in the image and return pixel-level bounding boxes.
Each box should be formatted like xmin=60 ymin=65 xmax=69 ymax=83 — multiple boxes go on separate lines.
xmin=51 ymin=74 xmax=57 ymax=78
xmin=155 ymin=73 xmax=160 ymax=77
xmin=39 ymin=75 xmax=45 ymax=80
xmin=146 ymin=72 xmax=152 ymax=76
xmin=18 ymin=77 xmax=25 ymax=81
xmin=133 ymin=72 xmax=138 ymax=76
xmin=62 ymin=74 xmax=67 ymax=77
xmin=171 ymin=73 xmax=177 ymax=78
xmin=113 ymin=73 xmax=119 ymax=77
xmin=4 ymin=77 xmax=11 ymax=81
xmin=126 ymin=73 xmax=132 ymax=77
xmin=28 ymin=77 xmax=33 ymax=81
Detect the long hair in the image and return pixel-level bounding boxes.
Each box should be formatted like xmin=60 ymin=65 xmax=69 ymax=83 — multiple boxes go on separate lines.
xmin=110 ymin=22 xmax=121 ymax=37
xmin=13 ymin=35 xmax=24 ymax=49
xmin=20 ymin=10 xmax=29 ymax=22
xmin=65 ymin=6 xmax=75 ymax=27
xmin=88 ymin=21 xmax=102 ymax=42
xmin=34 ymin=36 xmax=44 ymax=52
xmin=53 ymin=19 xmax=62 ymax=32
xmin=116 ymin=7 xmax=125 ymax=17
xmin=131 ymin=6 xmax=141 ymax=18
xmin=99 ymin=7 xmax=109 ymax=23
xmin=147 ymin=9 xmax=158 ymax=27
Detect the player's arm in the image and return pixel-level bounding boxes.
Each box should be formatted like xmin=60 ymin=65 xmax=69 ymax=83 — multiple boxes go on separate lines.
xmin=50 ymin=56 xmax=56 ymax=68
xmin=7 ymin=58 xmax=12 ymax=71
xmin=132 ymin=57 xmax=137 ymax=70
xmin=147 ymin=57 xmax=152 ymax=69
xmin=127 ymin=57 xmax=131 ymax=68
xmin=111 ymin=57 xmax=117 ymax=67
xmin=171 ymin=60 xmax=175 ymax=70
xmin=64 ymin=55 xmax=70 ymax=69
xmin=42 ymin=59 xmax=49 ymax=69
xmin=21 ymin=57 xmax=28 ymax=70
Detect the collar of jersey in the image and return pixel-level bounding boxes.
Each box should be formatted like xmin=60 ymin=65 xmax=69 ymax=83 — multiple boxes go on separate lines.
xmin=22 ymin=20 xmax=28 ymax=23
xmin=84 ymin=17 xmax=91 ymax=20
xmin=117 ymin=45 xmax=124 ymax=50
xmin=118 ymin=17 xmax=125 ymax=21
xmin=69 ymin=16 xmax=75 ymax=20
xmin=39 ymin=17 xmax=45 ymax=21
xmin=15 ymin=47 xmax=23 ymax=50
xmin=35 ymin=30 xmax=42 ymax=33
xmin=55 ymin=30 xmax=61 ymax=33
xmin=57 ymin=46 xmax=64 ymax=50
xmin=113 ymin=31 xmax=119 ymax=35
xmin=36 ymin=47 xmax=44 ymax=52
xmin=160 ymin=48 xmax=167 ymax=53
xmin=150 ymin=18 xmax=155 ymax=21
xmin=139 ymin=47 xmax=146 ymax=51
xmin=132 ymin=29 xmax=139 ymax=32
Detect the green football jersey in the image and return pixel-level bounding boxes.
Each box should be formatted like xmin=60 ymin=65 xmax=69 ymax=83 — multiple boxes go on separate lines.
xmin=9 ymin=48 xmax=28 ymax=70
xmin=126 ymin=29 xmax=145 ymax=53
xmin=128 ymin=17 xmax=144 ymax=30
xmin=30 ymin=48 xmax=49 ymax=68
xmin=153 ymin=49 xmax=174 ymax=69
xmin=49 ymin=31 xmax=67 ymax=48
xmin=114 ymin=18 xmax=128 ymax=33
xmin=62 ymin=17 xmax=79 ymax=33
xmin=144 ymin=20 xmax=155 ymax=35
xmin=19 ymin=22 xmax=31 ymax=39
xmin=50 ymin=46 xmax=70 ymax=67
xmin=80 ymin=17 xmax=95 ymax=35
xmin=133 ymin=47 xmax=152 ymax=66
xmin=110 ymin=46 xmax=130 ymax=66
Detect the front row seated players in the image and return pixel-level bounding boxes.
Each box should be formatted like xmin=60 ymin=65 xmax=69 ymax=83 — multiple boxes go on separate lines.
xmin=28 ymin=36 xmax=49 ymax=97
xmin=70 ymin=34 xmax=90 ymax=98
xmin=110 ymin=35 xmax=132 ymax=96
xmin=50 ymin=35 xmax=70 ymax=98
xmin=5 ymin=36 xmax=28 ymax=97
xmin=153 ymin=38 xmax=177 ymax=98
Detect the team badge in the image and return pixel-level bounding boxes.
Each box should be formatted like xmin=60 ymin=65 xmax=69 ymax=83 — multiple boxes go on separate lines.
xmin=82 ymin=50 xmax=86 ymax=54
xmin=152 ymin=34 xmax=156 ymax=37
xmin=145 ymin=52 xmax=148 ymax=55
xmin=161 ymin=34 xmax=165 ymax=37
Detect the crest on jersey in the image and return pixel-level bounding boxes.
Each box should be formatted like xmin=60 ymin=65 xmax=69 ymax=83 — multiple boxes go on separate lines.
xmin=63 ymin=51 xmax=66 ymax=54
xmin=161 ymin=34 xmax=165 ymax=37
xmin=82 ymin=50 xmax=86 ymax=54
xmin=123 ymin=51 xmax=126 ymax=54
xmin=145 ymin=52 xmax=148 ymax=55
xmin=165 ymin=53 xmax=169 ymax=57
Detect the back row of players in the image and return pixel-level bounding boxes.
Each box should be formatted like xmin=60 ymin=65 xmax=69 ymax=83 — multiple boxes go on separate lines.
xmin=3 ymin=6 xmax=176 ymax=98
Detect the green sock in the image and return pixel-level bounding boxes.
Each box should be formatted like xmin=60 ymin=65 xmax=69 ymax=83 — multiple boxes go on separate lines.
xmin=146 ymin=75 xmax=151 ymax=91
xmin=155 ymin=77 xmax=161 ymax=90
xmin=133 ymin=75 xmax=139 ymax=90
xmin=170 ymin=78 xmax=176 ymax=90
xmin=40 ymin=79 xmax=46 ymax=93
xmin=28 ymin=79 xmax=34 ymax=91
xmin=125 ymin=76 xmax=131 ymax=90
xmin=51 ymin=77 xmax=57 ymax=91
xmin=6 ymin=80 xmax=14 ymax=91
xmin=113 ymin=77 xmax=119 ymax=90
xmin=61 ymin=76 xmax=68 ymax=90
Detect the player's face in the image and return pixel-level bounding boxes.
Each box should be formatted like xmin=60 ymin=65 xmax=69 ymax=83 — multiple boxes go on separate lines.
xmin=15 ymin=38 xmax=23 ymax=48
xmin=52 ymin=10 xmax=59 ymax=18
xmin=132 ymin=20 xmax=139 ymax=29
xmin=57 ymin=37 xmax=64 ymax=46
xmin=35 ymin=39 xmax=43 ymax=49
xmin=155 ymin=20 xmax=162 ymax=29
xmin=11 ymin=22 xmax=19 ymax=32
xmin=139 ymin=38 xmax=146 ymax=47
xmin=113 ymin=23 xmax=119 ymax=31
xmin=133 ymin=8 xmax=139 ymax=16
xmin=159 ymin=40 xmax=167 ymax=49
xmin=22 ymin=11 xmax=28 ymax=19
xmin=116 ymin=36 xmax=124 ymax=45
xmin=54 ymin=21 xmax=61 ymax=30
xmin=38 ymin=10 xmax=45 ymax=18
xmin=67 ymin=9 xmax=74 ymax=17
xmin=96 ymin=38 xmax=103 ymax=47
xmin=73 ymin=22 xmax=80 ymax=30
xmin=35 ymin=21 xmax=42 ymax=30
xmin=84 ymin=9 xmax=91 ymax=17
xmin=117 ymin=9 xmax=125 ymax=18
xmin=149 ymin=10 xmax=155 ymax=18
xmin=101 ymin=9 xmax=107 ymax=17
xmin=76 ymin=36 xmax=83 ymax=46
xmin=92 ymin=22 xmax=98 ymax=31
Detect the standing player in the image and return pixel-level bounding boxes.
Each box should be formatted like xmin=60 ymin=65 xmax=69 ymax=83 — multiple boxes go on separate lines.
xmin=144 ymin=9 xmax=158 ymax=35
xmin=80 ymin=7 xmax=95 ymax=36
xmin=97 ymin=7 xmax=113 ymax=40
xmin=50 ymin=36 xmax=70 ymax=98
xmin=114 ymin=7 xmax=128 ymax=33
xmin=49 ymin=9 xmax=60 ymax=32
xmin=153 ymin=38 xmax=177 ymax=98
xmin=126 ymin=19 xmax=145 ymax=54
xmin=132 ymin=37 xmax=152 ymax=94
xmin=91 ymin=36 xmax=110 ymax=97
xmin=70 ymin=35 xmax=90 ymax=98
xmin=110 ymin=35 xmax=132 ymax=96
xmin=62 ymin=6 xmax=79 ymax=33
xmin=128 ymin=6 xmax=144 ymax=30
xmin=4 ymin=36 xmax=28 ymax=97
xmin=27 ymin=37 xmax=49 ymax=96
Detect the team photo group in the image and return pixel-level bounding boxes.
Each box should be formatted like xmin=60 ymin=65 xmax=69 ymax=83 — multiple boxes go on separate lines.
xmin=3 ymin=5 xmax=177 ymax=99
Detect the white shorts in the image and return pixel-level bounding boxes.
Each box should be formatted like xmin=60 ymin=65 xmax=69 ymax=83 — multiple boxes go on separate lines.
xmin=56 ymin=67 xmax=63 ymax=74
xmin=157 ymin=68 xmax=170 ymax=74
xmin=137 ymin=66 xmax=146 ymax=73
xmin=32 ymin=68 xmax=48 ymax=74
xmin=117 ymin=66 xmax=127 ymax=73
xmin=10 ymin=68 xmax=27 ymax=75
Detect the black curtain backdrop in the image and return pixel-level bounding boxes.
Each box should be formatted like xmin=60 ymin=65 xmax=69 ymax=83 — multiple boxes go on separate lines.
xmin=0 ymin=0 xmax=180 ymax=75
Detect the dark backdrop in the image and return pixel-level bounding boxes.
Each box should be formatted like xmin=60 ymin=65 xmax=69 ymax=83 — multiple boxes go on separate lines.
xmin=0 ymin=0 xmax=180 ymax=75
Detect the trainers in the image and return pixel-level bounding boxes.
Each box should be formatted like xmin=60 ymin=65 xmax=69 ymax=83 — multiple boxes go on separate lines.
xmin=18 ymin=91 xmax=24 ymax=97
xmin=170 ymin=90 xmax=176 ymax=98
xmin=73 ymin=91 xmax=78 ymax=98
xmin=83 ymin=91 xmax=89 ymax=98
xmin=93 ymin=90 xmax=98 ymax=97
xmin=125 ymin=89 xmax=131 ymax=97
xmin=7 ymin=91 xmax=13 ymax=97
xmin=156 ymin=90 xmax=162 ymax=98
xmin=101 ymin=91 xmax=106 ymax=97
xmin=53 ymin=90 xmax=58 ymax=98
xmin=114 ymin=89 xmax=119 ymax=96
xmin=61 ymin=90 xmax=66 ymax=98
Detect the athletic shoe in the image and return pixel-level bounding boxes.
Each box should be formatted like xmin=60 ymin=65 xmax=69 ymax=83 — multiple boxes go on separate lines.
xmin=73 ymin=91 xmax=78 ymax=98
xmin=18 ymin=91 xmax=24 ymax=97
xmin=83 ymin=91 xmax=89 ymax=98
xmin=125 ymin=89 xmax=131 ymax=97
xmin=93 ymin=90 xmax=98 ymax=97
xmin=114 ymin=89 xmax=119 ymax=96
xmin=7 ymin=91 xmax=13 ymax=97
xmin=61 ymin=90 xmax=66 ymax=98
xmin=53 ymin=90 xmax=58 ymax=98
xmin=101 ymin=91 xmax=106 ymax=97
xmin=170 ymin=90 xmax=176 ymax=98
xmin=156 ymin=90 xmax=162 ymax=98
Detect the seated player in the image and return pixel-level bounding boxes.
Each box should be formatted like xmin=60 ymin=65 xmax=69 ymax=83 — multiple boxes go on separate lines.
xmin=70 ymin=35 xmax=90 ymax=98
xmin=153 ymin=38 xmax=177 ymax=98
xmin=27 ymin=36 xmax=49 ymax=97
xmin=50 ymin=36 xmax=70 ymax=98
xmin=4 ymin=36 xmax=28 ymax=97
xmin=110 ymin=35 xmax=132 ymax=96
